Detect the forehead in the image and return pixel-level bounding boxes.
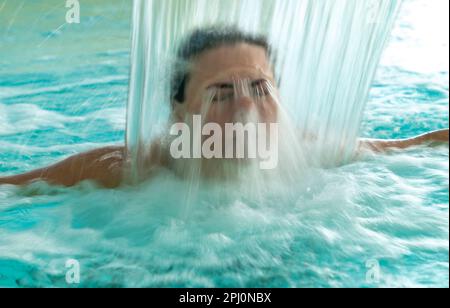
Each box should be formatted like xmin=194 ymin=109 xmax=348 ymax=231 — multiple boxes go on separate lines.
xmin=189 ymin=43 xmax=274 ymax=84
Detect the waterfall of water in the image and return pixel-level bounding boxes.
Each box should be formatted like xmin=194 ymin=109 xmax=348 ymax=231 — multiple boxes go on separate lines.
xmin=126 ymin=0 xmax=403 ymax=183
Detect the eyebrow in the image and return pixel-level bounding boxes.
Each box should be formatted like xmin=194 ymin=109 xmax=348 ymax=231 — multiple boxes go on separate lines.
xmin=206 ymin=79 xmax=269 ymax=90
xmin=251 ymin=79 xmax=268 ymax=86
xmin=206 ymin=82 xmax=234 ymax=90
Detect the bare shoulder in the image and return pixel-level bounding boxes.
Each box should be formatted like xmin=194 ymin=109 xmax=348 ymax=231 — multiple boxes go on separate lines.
xmin=57 ymin=145 xmax=126 ymax=188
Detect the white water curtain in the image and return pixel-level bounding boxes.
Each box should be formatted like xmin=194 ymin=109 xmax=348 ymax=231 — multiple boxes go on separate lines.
xmin=126 ymin=0 xmax=403 ymax=180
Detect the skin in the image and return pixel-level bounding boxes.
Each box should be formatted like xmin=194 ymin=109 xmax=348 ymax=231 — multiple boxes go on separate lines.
xmin=0 ymin=43 xmax=448 ymax=188
xmin=172 ymin=43 xmax=278 ymax=126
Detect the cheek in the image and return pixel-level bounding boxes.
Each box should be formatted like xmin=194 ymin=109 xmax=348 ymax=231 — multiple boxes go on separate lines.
xmin=257 ymin=99 xmax=279 ymax=122
xmin=186 ymin=100 xmax=202 ymax=114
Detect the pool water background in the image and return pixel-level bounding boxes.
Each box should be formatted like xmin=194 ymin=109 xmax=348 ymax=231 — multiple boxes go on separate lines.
xmin=0 ymin=0 xmax=448 ymax=287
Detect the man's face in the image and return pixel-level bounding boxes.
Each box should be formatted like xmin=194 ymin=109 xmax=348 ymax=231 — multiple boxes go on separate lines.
xmin=174 ymin=43 xmax=279 ymax=126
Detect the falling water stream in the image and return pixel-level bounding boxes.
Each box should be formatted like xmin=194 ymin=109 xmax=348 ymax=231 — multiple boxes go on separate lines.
xmin=126 ymin=0 xmax=403 ymax=180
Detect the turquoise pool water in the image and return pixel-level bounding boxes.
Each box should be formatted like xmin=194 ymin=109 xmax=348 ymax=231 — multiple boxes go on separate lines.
xmin=0 ymin=0 xmax=448 ymax=288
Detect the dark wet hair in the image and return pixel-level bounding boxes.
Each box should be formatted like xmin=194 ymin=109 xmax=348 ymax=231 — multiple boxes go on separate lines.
xmin=171 ymin=26 xmax=273 ymax=103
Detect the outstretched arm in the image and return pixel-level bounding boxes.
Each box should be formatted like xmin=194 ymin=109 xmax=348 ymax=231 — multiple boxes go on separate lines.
xmin=0 ymin=146 xmax=125 ymax=188
xmin=359 ymin=129 xmax=449 ymax=153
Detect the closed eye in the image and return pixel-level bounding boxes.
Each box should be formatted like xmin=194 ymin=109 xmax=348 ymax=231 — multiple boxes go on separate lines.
xmin=206 ymin=83 xmax=235 ymax=103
